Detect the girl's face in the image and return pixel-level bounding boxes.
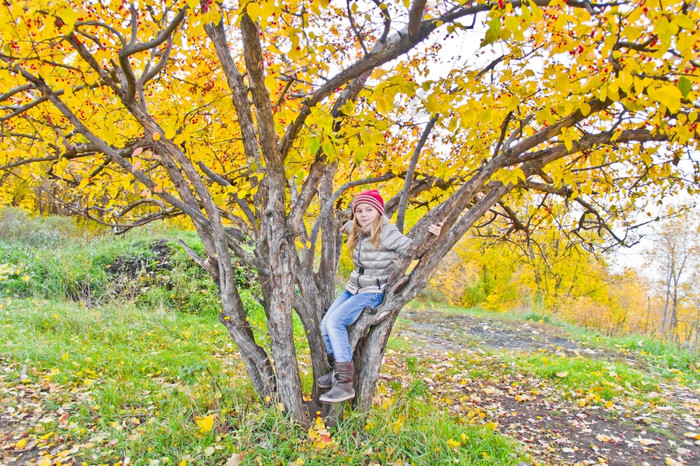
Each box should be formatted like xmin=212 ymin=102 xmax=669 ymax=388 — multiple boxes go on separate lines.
xmin=354 ymin=203 xmax=380 ymax=228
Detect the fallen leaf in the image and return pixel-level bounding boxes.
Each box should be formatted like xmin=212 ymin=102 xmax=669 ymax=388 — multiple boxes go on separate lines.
xmin=637 ymin=438 xmax=660 ymax=446
xmin=226 ymin=453 xmax=244 ymax=466
xmin=196 ymin=414 xmax=215 ymax=433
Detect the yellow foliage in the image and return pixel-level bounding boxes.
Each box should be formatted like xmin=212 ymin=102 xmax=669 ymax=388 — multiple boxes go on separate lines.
xmin=195 ymin=414 xmax=215 ymax=434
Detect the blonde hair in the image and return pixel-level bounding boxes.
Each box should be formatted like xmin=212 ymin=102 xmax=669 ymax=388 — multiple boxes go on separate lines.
xmin=347 ymin=215 xmax=384 ymax=253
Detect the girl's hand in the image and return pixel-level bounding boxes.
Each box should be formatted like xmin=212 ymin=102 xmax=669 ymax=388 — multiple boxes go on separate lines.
xmin=428 ymin=221 xmax=444 ymax=236
xmin=340 ymin=221 xmax=352 ymax=235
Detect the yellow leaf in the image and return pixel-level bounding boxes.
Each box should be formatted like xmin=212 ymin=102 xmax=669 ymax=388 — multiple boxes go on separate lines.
xmin=260 ymin=2 xmax=276 ymax=19
xmin=446 ymin=439 xmax=460 ymax=449
xmin=247 ymin=2 xmax=261 ymax=20
xmin=76 ymin=176 xmax=91 ymax=191
xmin=59 ymin=8 xmax=78 ymax=29
xmin=152 ymin=133 xmax=161 ymax=141
xmin=183 ymin=330 xmax=192 ymax=339
xmin=673 ymin=14 xmax=694 ymax=30
xmin=654 ymin=83 xmax=682 ymax=113
xmin=15 ymin=438 xmax=27 ymax=450
xmin=195 ymin=414 xmax=215 ymax=433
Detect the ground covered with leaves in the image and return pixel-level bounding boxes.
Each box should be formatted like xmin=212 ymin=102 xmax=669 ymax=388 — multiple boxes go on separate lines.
xmin=390 ymin=307 xmax=700 ymax=465
xmin=0 ymin=296 xmax=698 ymax=465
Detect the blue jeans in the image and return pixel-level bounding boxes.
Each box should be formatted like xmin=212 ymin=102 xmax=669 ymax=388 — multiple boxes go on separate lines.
xmin=320 ymin=290 xmax=384 ymax=362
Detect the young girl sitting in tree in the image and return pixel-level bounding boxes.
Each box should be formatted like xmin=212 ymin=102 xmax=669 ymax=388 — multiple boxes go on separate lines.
xmin=318 ymin=189 xmax=443 ymax=403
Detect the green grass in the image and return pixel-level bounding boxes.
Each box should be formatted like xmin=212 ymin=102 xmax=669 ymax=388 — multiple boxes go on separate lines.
xmin=0 ymin=296 xmax=526 ymax=465
xmin=512 ymin=354 xmax=657 ymax=402
xmin=0 ymin=207 xmax=257 ymax=315
xmin=405 ymin=299 xmax=699 ymax=385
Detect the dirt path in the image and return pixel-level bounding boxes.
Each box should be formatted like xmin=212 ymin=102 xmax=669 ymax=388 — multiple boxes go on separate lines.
xmin=394 ymin=308 xmax=700 ymax=465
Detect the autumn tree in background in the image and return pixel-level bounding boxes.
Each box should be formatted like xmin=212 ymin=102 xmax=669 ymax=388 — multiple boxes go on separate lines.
xmin=429 ymin=228 xmax=660 ymax=337
xmin=646 ymin=207 xmax=699 ymax=346
xmin=1 ymin=0 xmax=698 ymax=423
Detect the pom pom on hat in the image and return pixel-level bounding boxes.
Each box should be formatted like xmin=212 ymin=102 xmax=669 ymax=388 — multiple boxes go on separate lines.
xmin=352 ymin=190 xmax=384 ymax=215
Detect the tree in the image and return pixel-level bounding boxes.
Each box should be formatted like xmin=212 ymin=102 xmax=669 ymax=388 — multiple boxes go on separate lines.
xmin=1 ymin=0 xmax=698 ymax=424
xmin=646 ymin=207 xmax=700 ymax=341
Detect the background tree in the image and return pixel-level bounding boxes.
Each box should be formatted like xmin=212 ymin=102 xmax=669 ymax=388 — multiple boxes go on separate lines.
xmin=646 ymin=207 xmax=699 ymax=341
xmin=1 ymin=0 xmax=698 ymax=424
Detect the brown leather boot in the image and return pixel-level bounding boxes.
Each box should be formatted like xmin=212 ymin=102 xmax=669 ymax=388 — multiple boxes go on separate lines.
xmin=316 ymin=354 xmax=335 ymax=389
xmin=319 ymin=361 xmax=355 ymax=403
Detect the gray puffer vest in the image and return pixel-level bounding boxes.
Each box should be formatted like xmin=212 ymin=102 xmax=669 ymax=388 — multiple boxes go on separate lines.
xmin=345 ymin=217 xmax=412 ymax=294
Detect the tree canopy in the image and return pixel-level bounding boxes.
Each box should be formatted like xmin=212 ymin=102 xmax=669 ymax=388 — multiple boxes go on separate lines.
xmin=1 ymin=0 xmax=698 ymax=423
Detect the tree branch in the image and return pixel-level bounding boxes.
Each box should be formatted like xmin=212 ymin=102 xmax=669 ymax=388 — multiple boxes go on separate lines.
xmin=347 ymin=0 xmax=368 ymax=55
xmin=197 ymin=160 xmax=257 ymax=227
xmin=371 ymin=0 xmax=392 ymax=44
xmin=396 ymin=115 xmax=438 ymax=233
xmin=407 ymin=0 xmax=427 ymax=38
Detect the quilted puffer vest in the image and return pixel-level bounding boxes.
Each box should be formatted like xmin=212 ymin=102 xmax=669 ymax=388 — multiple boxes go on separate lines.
xmin=345 ymin=217 xmax=412 ymax=294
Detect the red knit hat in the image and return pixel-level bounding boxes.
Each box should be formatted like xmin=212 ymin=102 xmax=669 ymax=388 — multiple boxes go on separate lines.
xmin=352 ymin=190 xmax=384 ymax=215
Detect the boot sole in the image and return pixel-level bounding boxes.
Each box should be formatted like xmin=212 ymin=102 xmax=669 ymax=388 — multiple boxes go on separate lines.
xmin=317 ymin=383 xmax=332 ymax=389
xmin=319 ymin=392 xmax=355 ymax=403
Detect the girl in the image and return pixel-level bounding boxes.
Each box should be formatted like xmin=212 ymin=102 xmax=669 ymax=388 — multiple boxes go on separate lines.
xmin=318 ymin=189 xmax=443 ymax=403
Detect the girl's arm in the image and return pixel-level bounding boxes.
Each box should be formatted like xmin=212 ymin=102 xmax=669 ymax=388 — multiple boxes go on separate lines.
xmin=386 ymin=221 xmax=444 ymax=255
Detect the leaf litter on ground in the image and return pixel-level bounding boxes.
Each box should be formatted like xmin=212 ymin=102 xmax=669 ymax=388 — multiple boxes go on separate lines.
xmin=388 ymin=306 xmax=700 ymax=465
xmin=1 ymin=297 xmax=699 ymax=465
